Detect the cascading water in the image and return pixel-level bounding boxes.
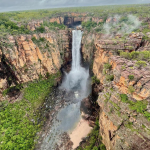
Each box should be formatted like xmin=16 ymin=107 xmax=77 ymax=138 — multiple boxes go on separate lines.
xmin=40 ymin=30 xmax=91 ymax=150
xmin=72 ymin=30 xmax=82 ymax=69
xmin=60 ymin=30 xmax=90 ymax=98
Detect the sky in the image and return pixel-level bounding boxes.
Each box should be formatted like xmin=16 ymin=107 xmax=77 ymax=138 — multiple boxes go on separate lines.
xmin=0 ymin=0 xmax=149 ymax=12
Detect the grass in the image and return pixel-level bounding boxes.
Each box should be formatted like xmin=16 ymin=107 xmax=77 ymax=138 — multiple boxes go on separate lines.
xmin=0 ymin=71 xmax=61 ymax=150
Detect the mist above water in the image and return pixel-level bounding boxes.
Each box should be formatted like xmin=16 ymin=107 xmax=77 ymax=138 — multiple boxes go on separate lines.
xmin=60 ymin=30 xmax=91 ymax=99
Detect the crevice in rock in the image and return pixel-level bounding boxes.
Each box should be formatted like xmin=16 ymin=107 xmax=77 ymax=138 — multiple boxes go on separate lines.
xmin=0 ymin=54 xmax=19 ymax=87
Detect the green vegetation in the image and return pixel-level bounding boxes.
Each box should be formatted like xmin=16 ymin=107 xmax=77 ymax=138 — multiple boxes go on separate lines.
xmin=31 ymin=37 xmax=46 ymax=44
xmin=0 ymin=15 xmax=66 ymax=37
xmin=0 ymin=15 xmax=30 ymax=36
xmin=35 ymin=25 xmax=45 ymax=33
xmin=2 ymin=84 xmax=23 ymax=96
xmin=120 ymin=94 xmax=128 ymax=103
xmin=106 ymin=75 xmax=114 ymax=81
xmin=124 ymin=121 xmax=133 ymax=129
xmin=0 ymin=72 xmax=61 ymax=150
xmin=135 ymin=61 xmax=147 ymax=68
xmin=1 ymin=4 xmax=150 ymax=22
xmin=104 ymin=63 xmax=112 ymax=70
xmin=109 ymin=100 xmax=121 ymax=110
xmin=81 ymin=21 xmax=97 ymax=32
xmin=128 ymin=86 xmax=135 ymax=94
xmin=128 ymin=75 xmax=134 ymax=81
xmin=92 ymin=76 xmax=100 ymax=84
xmin=120 ymin=94 xmax=150 ymax=121
xmin=119 ymin=51 xmax=150 ymax=61
xmin=43 ymin=21 xmax=66 ymax=30
xmin=77 ymin=119 xmax=106 ymax=150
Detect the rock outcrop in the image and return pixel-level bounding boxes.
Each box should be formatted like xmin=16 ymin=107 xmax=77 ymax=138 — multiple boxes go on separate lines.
xmin=91 ymin=32 xmax=150 ymax=150
xmin=23 ymin=13 xmax=105 ymax=31
xmin=0 ymin=30 xmax=72 ymax=98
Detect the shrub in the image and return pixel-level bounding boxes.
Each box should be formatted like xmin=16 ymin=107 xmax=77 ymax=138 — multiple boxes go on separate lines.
xmin=31 ymin=37 xmax=37 ymax=43
xmin=2 ymin=84 xmax=23 ymax=96
xmin=136 ymin=61 xmax=147 ymax=68
xmin=128 ymin=86 xmax=135 ymax=94
xmin=81 ymin=21 xmax=97 ymax=31
xmin=120 ymin=51 xmax=150 ymax=61
xmin=39 ymin=37 xmax=45 ymax=42
xmin=92 ymin=146 xmax=98 ymax=150
xmin=36 ymin=25 xmax=45 ymax=33
xmin=104 ymin=63 xmax=112 ymax=70
xmin=92 ymin=76 xmax=100 ymax=84
xmin=100 ymin=144 xmax=106 ymax=150
xmin=106 ymin=75 xmax=114 ymax=81
xmin=120 ymin=94 xmax=128 ymax=103
xmin=128 ymin=75 xmax=134 ymax=81
xmin=124 ymin=121 xmax=133 ymax=129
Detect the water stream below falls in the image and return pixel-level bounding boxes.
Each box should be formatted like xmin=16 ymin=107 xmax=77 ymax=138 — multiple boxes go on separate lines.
xmin=39 ymin=30 xmax=91 ymax=150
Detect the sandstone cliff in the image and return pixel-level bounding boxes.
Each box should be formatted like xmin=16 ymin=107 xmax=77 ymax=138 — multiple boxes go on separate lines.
xmin=0 ymin=30 xmax=72 ymax=98
xmin=90 ymin=32 xmax=150 ymax=150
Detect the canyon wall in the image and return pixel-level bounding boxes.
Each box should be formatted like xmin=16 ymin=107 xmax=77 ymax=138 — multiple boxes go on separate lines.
xmin=25 ymin=13 xmax=104 ymax=30
xmin=0 ymin=30 xmax=72 ymax=98
xmin=82 ymin=32 xmax=150 ymax=150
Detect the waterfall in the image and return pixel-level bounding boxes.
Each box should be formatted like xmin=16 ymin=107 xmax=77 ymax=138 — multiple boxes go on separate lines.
xmin=60 ymin=30 xmax=91 ymax=99
xmin=41 ymin=30 xmax=91 ymax=150
xmin=72 ymin=30 xmax=82 ymax=70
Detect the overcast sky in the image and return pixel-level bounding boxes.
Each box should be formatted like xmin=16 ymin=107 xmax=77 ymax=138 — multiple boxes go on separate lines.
xmin=0 ymin=0 xmax=149 ymax=12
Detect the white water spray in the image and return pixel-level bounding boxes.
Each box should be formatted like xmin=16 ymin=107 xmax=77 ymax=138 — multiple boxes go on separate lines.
xmin=60 ymin=30 xmax=90 ymax=99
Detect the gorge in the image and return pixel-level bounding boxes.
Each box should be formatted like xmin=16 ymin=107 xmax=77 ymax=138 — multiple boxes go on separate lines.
xmin=1 ymin=6 xmax=150 ymax=150
xmin=36 ymin=29 xmax=92 ymax=150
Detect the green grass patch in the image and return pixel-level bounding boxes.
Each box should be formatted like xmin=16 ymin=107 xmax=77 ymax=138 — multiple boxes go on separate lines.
xmin=0 ymin=72 xmax=61 ymax=150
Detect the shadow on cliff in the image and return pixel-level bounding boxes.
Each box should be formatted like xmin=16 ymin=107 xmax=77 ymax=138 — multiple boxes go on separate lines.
xmin=0 ymin=53 xmax=22 ymax=98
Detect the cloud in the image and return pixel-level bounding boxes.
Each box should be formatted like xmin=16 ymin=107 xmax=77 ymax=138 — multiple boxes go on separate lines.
xmin=0 ymin=0 xmax=149 ymax=12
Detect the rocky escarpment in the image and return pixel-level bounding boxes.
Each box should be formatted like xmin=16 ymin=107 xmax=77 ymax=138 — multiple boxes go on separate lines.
xmin=0 ymin=30 xmax=72 ymax=98
xmin=80 ymin=30 xmax=150 ymax=149
xmin=89 ymin=32 xmax=150 ymax=150
xmin=24 ymin=13 xmax=104 ymax=31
